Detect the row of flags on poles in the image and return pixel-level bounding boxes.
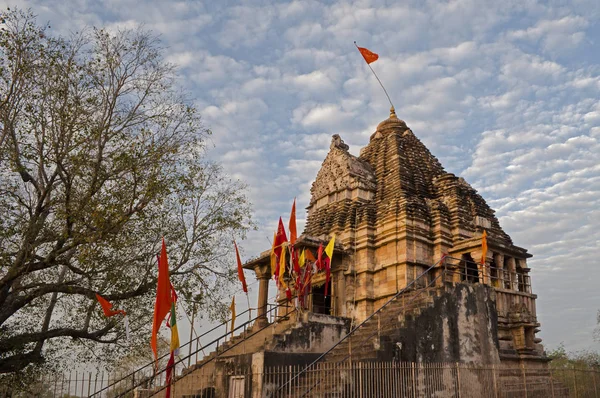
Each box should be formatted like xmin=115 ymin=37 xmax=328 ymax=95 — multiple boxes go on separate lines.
xmin=267 ymin=199 xmax=336 ymax=307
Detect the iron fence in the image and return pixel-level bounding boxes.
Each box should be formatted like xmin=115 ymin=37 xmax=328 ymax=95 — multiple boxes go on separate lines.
xmin=2 ymin=361 xmax=598 ymax=397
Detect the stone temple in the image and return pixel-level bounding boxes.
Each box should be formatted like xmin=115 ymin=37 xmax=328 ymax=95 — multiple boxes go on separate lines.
xmin=156 ymin=108 xmax=554 ymax=397
xmin=246 ymin=107 xmax=543 ymax=364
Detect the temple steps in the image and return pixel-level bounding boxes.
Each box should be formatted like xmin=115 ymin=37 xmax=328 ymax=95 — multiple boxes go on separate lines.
xmin=286 ymin=288 xmax=438 ymax=397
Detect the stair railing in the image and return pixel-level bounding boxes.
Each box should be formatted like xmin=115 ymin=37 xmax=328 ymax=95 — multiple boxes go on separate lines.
xmin=90 ymin=294 xmax=298 ymax=397
xmin=275 ymin=255 xmax=449 ymax=396
xmin=139 ymin=294 xmax=313 ymax=398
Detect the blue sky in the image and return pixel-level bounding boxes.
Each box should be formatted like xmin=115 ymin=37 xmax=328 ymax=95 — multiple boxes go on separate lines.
xmin=5 ymin=0 xmax=599 ymax=355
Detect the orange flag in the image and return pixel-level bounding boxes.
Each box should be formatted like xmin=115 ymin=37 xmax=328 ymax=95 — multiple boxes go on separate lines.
xmin=151 ymin=238 xmax=173 ymax=363
xmin=234 ymin=240 xmax=248 ymax=293
xmin=305 ymin=248 xmax=316 ymax=263
xmin=481 ymin=230 xmax=488 ymax=264
xmin=357 ymin=46 xmax=379 ymax=64
xmin=289 ymin=198 xmax=297 ymax=245
xmin=95 ymin=294 xmax=126 ymax=317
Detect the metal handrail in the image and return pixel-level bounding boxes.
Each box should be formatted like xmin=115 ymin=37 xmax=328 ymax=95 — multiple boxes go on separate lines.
xmin=106 ymin=290 xmax=310 ymax=398
xmin=275 ymin=255 xmax=448 ymax=396
xmin=140 ymin=302 xmax=297 ymax=398
xmin=89 ymin=304 xmax=253 ymax=397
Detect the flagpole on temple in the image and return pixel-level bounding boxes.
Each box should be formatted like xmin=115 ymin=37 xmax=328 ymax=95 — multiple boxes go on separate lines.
xmin=354 ymin=41 xmax=395 ymax=110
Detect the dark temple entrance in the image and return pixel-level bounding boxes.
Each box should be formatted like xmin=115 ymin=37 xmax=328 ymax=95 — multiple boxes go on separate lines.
xmin=311 ymin=281 xmax=332 ymax=315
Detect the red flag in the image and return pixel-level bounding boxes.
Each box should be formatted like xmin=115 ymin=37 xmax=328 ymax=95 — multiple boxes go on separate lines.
xmin=234 ymin=240 xmax=248 ymax=293
xmin=151 ymin=238 xmax=173 ymax=363
xmin=324 ymin=258 xmax=331 ymax=297
xmin=289 ymin=199 xmax=297 ymax=245
xmin=95 ymin=294 xmax=126 ymax=317
xmin=274 ymin=217 xmax=288 ymax=258
xmin=357 ymin=46 xmax=378 ymax=64
xmin=165 ymin=351 xmax=175 ymax=398
xmin=316 ymin=243 xmax=324 ymax=270
xmin=273 ymin=218 xmax=288 ymax=282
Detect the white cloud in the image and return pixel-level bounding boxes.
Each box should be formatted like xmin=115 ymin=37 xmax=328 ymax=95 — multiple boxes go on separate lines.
xmin=8 ymin=0 xmax=600 ymax=356
xmin=507 ymin=15 xmax=590 ymax=53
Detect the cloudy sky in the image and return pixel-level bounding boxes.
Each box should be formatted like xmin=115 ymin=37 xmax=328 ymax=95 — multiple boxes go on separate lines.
xmin=4 ymin=0 xmax=599 ymax=354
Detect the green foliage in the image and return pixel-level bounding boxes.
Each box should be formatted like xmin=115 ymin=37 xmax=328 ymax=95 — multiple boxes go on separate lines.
xmin=0 ymin=8 xmax=253 ymax=377
xmin=548 ymin=343 xmax=600 ymax=369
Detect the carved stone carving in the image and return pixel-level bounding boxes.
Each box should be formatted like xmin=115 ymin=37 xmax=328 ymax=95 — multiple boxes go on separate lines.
xmin=508 ymin=303 xmax=533 ymax=324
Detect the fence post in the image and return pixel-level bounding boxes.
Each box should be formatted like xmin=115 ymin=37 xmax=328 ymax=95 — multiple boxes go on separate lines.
xmin=593 ymin=369 xmax=598 ymax=397
xmin=411 ymin=362 xmax=417 ymax=398
xmin=358 ymin=361 xmax=363 ymax=398
xmin=456 ymin=362 xmax=461 ymax=398
xmin=550 ymin=371 xmax=555 ymax=398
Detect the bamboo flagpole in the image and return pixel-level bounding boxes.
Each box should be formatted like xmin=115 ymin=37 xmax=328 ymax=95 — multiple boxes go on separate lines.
xmin=354 ymin=41 xmax=395 ymax=110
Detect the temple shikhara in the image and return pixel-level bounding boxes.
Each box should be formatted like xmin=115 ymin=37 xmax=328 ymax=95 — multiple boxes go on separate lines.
xmin=140 ymin=109 xmax=559 ymax=397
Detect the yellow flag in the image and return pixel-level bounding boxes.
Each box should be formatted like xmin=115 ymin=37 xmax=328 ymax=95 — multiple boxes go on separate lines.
xmin=325 ymin=235 xmax=336 ymax=259
xmin=229 ymin=296 xmax=236 ymax=338
xmin=299 ymin=249 xmax=305 ymax=268
xmin=279 ymin=243 xmax=288 ymax=289
xmin=481 ymin=230 xmax=488 ymax=264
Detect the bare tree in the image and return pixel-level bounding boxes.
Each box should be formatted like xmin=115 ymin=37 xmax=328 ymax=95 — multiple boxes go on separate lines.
xmin=0 ymin=9 xmax=252 ymax=375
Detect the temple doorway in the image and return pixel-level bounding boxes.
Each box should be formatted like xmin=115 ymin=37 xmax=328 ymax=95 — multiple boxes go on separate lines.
xmin=311 ymin=282 xmax=332 ymax=315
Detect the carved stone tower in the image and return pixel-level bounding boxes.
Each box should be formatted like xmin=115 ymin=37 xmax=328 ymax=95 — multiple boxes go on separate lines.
xmin=246 ymin=108 xmax=544 ymax=364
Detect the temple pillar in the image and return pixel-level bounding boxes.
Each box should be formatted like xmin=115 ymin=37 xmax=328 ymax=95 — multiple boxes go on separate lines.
xmin=506 ymin=257 xmax=517 ymax=291
xmin=494 ymin=253 xmax=504 ymax=288
xmin=254 ymin=264 xmax=271 ymax=329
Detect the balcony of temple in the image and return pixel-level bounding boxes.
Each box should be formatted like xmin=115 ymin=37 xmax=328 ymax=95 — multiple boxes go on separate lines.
xmin=443 ymin=233 xmax=542 ymax=360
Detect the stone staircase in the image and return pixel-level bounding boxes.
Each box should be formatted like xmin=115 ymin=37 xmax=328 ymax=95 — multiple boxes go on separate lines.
xmin=324 ymin=288 xmax=436 ymax=364
xmin=285 ymin=286 xmax=439 ymax=397
xmin=146 ymin=311 xmax=351 ymax=398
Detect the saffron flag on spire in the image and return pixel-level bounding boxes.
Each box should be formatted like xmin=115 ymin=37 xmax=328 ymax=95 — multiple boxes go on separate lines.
xmin=481 ymin=230 xmax=488 ymax=265
xmin=95 ymin=294 xmax=126 ymax=317
xmin=234 ymin=240 xmax=248 ymax=293
xmin=289 ymin=198 xmax=297 ymax=245
xmin=356 ymin=45 xmax=378 ymax=64
xmin=151 ymin=239 xmax=173 ymax=363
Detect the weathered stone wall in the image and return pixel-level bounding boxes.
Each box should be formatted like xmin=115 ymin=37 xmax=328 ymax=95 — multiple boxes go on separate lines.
xmin=267 ymin=312 xmax=351 ymax=353
xmin=379 ymin=284 xmax=500 ymax=364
